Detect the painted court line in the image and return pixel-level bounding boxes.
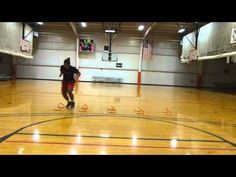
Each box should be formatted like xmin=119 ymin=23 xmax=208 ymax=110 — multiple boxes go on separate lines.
xmin=5 ymin=140 xmax=236 ymax=151
xmin=16 ymin=132 xmax=225 ymax=143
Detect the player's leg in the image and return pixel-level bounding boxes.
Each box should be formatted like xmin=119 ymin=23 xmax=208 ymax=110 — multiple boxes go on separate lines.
xmin=62 ymin=81 xmax=71 ymax=108
xmin=67 ymin=82 xmax=75 ymax=108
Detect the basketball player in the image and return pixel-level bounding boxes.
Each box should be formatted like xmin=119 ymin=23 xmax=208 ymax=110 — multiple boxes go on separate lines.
xmin=59 ymin=58 xmax=80 ymax=108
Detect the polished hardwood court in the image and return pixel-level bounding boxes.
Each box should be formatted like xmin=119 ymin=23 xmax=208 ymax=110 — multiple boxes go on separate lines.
xmin=0 ymin=80 xmax=236 ymax=154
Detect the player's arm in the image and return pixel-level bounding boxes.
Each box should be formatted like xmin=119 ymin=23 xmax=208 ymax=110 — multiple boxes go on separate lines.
xmin=74 ymin=68 xmax=81 ymax=79
xmin=59 ymin=71 xmax=62 ymax=77
xmin=76 ymin=69 xmax=81 ymax=77
xmin=59 ymin=66 xmax=63 ymax=77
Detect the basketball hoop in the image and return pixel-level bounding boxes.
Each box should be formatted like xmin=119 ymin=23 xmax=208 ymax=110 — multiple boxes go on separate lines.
xmin=21 ymin=39 xmax=30 ymax=53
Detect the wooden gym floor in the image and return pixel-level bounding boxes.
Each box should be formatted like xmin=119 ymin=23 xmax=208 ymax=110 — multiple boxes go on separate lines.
xmin=0 ymin=80 xmax=236 ymax=154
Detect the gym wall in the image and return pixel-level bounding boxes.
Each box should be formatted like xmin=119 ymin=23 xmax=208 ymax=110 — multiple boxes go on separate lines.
xmin=15 ymin=27 xmax=199 ymax=87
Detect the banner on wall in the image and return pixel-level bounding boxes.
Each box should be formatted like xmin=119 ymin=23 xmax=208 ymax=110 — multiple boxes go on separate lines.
xmin=143 ymin=40 xmax=152 ymax=61
xmin=79 ymin=39 xmax=95 ymax=52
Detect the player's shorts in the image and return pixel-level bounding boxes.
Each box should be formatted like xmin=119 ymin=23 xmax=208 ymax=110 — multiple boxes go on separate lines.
xmin=62 ymin=81 xmax=75 ymax=92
